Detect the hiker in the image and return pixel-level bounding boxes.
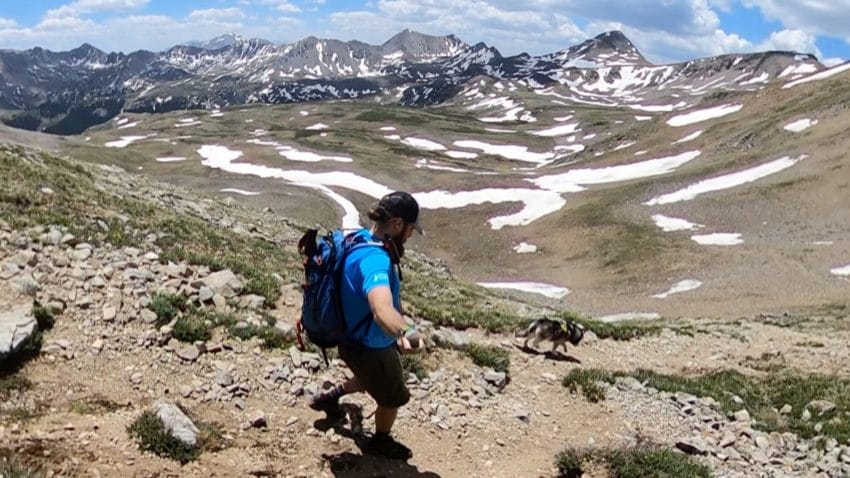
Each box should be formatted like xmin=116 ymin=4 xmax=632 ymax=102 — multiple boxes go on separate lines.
xmin=309 ymin=191 xmax=427 ymax=460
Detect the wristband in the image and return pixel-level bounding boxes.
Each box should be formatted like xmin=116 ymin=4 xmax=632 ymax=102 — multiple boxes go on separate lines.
xmin=397 ymin=325 xmax=415 ymax=339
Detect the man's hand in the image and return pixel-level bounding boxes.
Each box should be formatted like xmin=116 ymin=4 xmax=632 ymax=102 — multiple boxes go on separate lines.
xmin=397 ymin=332 xmax=427 ymax=354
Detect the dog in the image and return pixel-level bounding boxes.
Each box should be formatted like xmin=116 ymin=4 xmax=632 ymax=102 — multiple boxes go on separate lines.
xmin=516 ymin=318 xmax=585 ymax=354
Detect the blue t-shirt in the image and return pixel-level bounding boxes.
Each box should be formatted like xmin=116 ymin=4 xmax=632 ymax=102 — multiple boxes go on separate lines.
xmin=340 ymin=229 xmax=400 ymax=349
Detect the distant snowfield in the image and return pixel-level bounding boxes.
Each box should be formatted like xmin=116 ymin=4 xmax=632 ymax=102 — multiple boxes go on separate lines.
xmin=514 ymin=242 xmax=538 ymax=254
xmin=531 ymin=123 xmax=580 ymax=137
xmin=531 ymin=151 xmax=702 ymax=193
xmin=402 ymin=137 xmax=446 ymax=151
xmin=667 ymin=104 xmax=743 ymax=127
xmin=415 ymin=188 xmax=567 ymax=230
xmin=453 ymin=140 xmax=555 ymax=164
xmin=652 ymin=280 xmax=703 ymax=299
xmin=476 ymin=281 xmax=570 ymax=299
xmin=415 ymin=159 xmax=470 ymax=173
xmin=220 ymin=188 xmax=260 ymax=196
xmin=831 ymin=264 xmax=850 ymax=276
xmin=691 ymin=233 xmax=743 ymax=246
xmin=635 ymin=115 xmax=652 ymax=122
xmin=118 ymin=121 xmax=140 ymax=130
xmin=444 ymin=150 xmax=479 ymax=159
xmin=784 ymin=118 xmax=818 ymax=132
xmin=652 ymin=214 xmax=703 ymax=232
xmin=277 ymin=145 xmax=352 ymax=163
xmin=176 ymin=120 xmax=202 ymax=128
xmin=484 ymin=128 xmax=517 ymax=133
xmin=645 ymin=155 xmax=805 ymax=205
xmin=155 ymin=157 xmax=187 ymax=163
xmin=673 ymin=130 xmax=703 ymax=144
xmin=596 ymin=312 xmax=660 ymax=323
xmin=306 ymin=123 xmax=329 ymax=130
xmin=197 ymin=145 xmax=565 ymax=230
xmin=783 ymin=62 xmax=850 ymax=89
xmin=105 ymin=135 xmax=152 ymax=148
xmin=379 ymin=126 xmax=396 ymax=131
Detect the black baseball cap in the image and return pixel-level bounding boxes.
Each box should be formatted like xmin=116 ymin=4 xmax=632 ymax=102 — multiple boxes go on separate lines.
xmin=379 ymin=191 xmax=423 ymax=235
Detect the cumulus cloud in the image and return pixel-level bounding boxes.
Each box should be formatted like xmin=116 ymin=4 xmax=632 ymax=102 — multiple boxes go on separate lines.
xmin=743 ymin=0 xmax=850 ymax=40
xmin=45 ymin=0 xmax=148 ymax=19
xmin=188 ymin=8 xmax=247 ymax=23
xmin=0 ymin=17 xmax=18 ymax=29
xmin=757 ymin=29 xmax=820 ymax=56
xmin=247 ymin=0 xmax=302 ymax=13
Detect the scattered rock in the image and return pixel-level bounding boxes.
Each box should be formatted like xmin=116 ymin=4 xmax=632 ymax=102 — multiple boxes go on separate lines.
xmin=807 ymin=400 xmax=836 ymax=415
xmin=483 ymin=370 xmax=507 ymax=388
xmin=203 ymin=270 xmax=243 ymax=298
xmin=152 ymin=400 xmax=199 ymax=446
xmin=733 ymin=409 xmax=751 ymax=422
xmin=0 ymin=303 xmax=36 ymax=360
xmin=176 ymin=345 xmax=200 ymax=362
xmin=249 ymin=412 xmax=267 ymax=429
xmin=676 ymin=438 xmax=709 ymax=455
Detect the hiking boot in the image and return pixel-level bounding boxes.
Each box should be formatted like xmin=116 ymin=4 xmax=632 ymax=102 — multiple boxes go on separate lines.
xmin=363 ymin=434 xmax=412 ymax=460
xmin=309 ymin=394 xmax=343 ymax=417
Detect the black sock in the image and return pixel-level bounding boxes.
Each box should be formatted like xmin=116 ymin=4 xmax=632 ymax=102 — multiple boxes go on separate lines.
xmin=321 ymin=384 xmax=346 ymax=401
xmin=374 ymin=431 xmax=390 ymax=441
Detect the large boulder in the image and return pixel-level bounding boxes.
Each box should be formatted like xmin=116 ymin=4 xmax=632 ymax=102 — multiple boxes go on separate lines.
xmin=202 ymin=270 xmax=243 ymax=298
xmin=153 ymin=400 xmax=199 ymax=447
xmin=0 ymin=303 xmax=37 ymax=361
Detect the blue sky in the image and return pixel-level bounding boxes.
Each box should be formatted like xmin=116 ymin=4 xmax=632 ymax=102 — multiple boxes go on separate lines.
xmin=0 ymin=0 xmax=847 ymax=65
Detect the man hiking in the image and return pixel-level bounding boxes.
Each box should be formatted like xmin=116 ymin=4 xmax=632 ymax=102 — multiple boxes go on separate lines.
xmin=309 ymin=191 xmax=427 ymax=460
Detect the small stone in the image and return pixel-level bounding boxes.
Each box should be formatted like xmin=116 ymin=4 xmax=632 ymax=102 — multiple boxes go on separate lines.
xmin=180 ymin=386 xmax=193 ymax=398
xmin=176 ymin=345 xmax=200 ymax=362
xmin=802 ymin=409 xmax=812 ymax=422
xmin=91 ymin=339 xmax=104 ymax=353
xmin=130 ymin=372 xmax=143 ymax=385
xmin=216 ymin=371 xmax=234 ymax=387
xmin=733 ymin=409 xmax=751 ymax=422
xmin=285 ymin=416 xmax=299 ymax=427
xmin=676 ymin=438 xmax=709 ymax=455
xmin=73 ymin=249 xmax=92 ymax=262
xmin=483 ymin=370 xmax=507 ymax=388
xmin=140 ymin=309 xmax=157 ymax=324
xmin=807 ymin=400 xmax=836 ymax=415
xmin=754 ymin=435 xmax=770 ymax=448
xmin=249 ymin=412 xmax=267 ymax=428
xmin=198 ymin=287 xmax=214 ymax=303
xmin=102 ymin=306 xmax=117 ymax=322
xmin=780 ymin=404 xmax=793 ymax=415
xmin=719 ymin=431 xmax=736 ymax=448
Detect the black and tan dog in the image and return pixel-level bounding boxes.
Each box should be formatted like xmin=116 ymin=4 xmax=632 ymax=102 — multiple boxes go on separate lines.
xmin=516 ymin=318 xmax=585 ymax=354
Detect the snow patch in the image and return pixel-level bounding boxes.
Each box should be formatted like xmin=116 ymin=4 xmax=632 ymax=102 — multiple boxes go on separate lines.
xmin=831 ymin=264 xmax=850 ymax=276
xmin=667 ymin=104 xmax=743 ymax=127
xmin=477 ymin=282 xmax=570 ymax=299
xmin=402 ymin=137 xmax=446 ymax=152
xmin=513 ymin=242 xmax=538 ymax=254
xmin=155 ymin=157 xmax=187 ymax=163
xmin=645 ymin=155 xmax=805 ymax=206
xmin=691 ymin=233 xmax=743 ymax=246
xmin=306 ymin=123 xmax=329 ymax=130
xmin=784 ymin=118 xmax=818 ymax=133
xmin=220 ymin=188 xmax=260 ymax=196
xmin=652 ymin=214 xmax=703 ymax=232
xmin=453 ymin=140 xmax=554 ymax=164
xmin=673 ymin=130 xmax=703 ymax=144
xmin=652 ymin=280 xmax=703 ymax=299
xmin=531 ymin=151 xmax=702 ymax=193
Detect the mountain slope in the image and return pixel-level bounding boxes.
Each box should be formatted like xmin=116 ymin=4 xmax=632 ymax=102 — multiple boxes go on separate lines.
xmin=0 ymin=30 xmax=824 ymax=134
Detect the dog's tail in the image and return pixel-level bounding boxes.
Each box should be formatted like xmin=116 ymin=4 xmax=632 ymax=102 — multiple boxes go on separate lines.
xmin=515 ymin=319 xmax=539 ymax=337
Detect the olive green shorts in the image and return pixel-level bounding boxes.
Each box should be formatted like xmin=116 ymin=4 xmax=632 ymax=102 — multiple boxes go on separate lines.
xmin=339 ymin=345 xmax=410 ymax=408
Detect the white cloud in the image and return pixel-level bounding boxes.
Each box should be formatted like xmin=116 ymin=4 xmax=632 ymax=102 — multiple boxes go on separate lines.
xmin=758 ymin=29 xmax=820 ymax=56
xmin=743 ymin=0 xmax=850 ymax=40
xmin=250 ymin=0 xmax=302 ymax=13
xmin=188 ymin=8 xmax=247 ymax=23
xmin=0 ymin=18 xmax=18 ymax=29
xmin=45 ymin=0 xmax=149 ymax=19
xmin=823 ymin=57 xmax=847 ymax=67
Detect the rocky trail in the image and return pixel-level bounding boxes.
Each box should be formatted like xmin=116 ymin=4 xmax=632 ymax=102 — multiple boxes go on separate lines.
xmin=2 ymin=148 xmax=850 ymax=478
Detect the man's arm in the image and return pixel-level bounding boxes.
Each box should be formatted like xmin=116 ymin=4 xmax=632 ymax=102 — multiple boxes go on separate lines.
xmin=366 ymin=286 xmax=409 ymax=337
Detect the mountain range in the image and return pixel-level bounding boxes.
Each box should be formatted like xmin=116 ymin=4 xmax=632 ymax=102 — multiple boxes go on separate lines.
xmin=0 ymin=29 xmax=828 ymax=135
